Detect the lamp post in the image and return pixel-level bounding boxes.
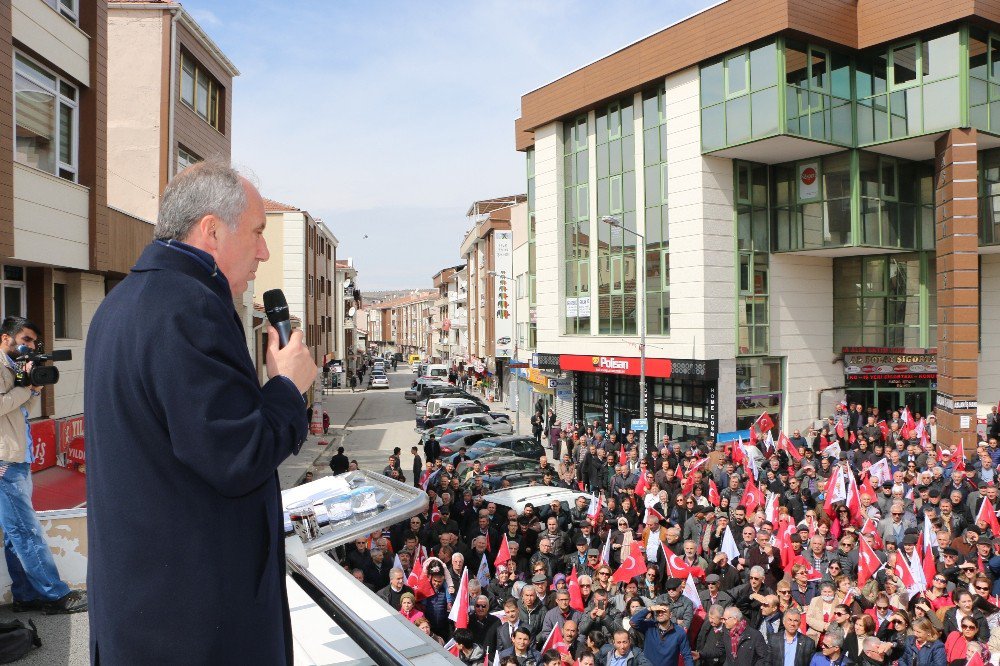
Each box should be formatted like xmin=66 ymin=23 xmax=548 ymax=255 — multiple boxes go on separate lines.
xmin=600 ymin=215 xmax=647 ymax=457
xmin=489 ymin=270 xmax=520 ymax=436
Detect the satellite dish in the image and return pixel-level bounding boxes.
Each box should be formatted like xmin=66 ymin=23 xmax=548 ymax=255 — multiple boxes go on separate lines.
xmin=348 ymin=306 xmax=356 ymax=317
xmin=344 ymin=279 xmax=352 ymax=289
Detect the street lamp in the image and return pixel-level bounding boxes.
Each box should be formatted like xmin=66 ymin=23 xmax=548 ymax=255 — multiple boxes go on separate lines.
xmin=600 ymin=215 xmax=647 ymax=457
xmin=489 ymin=269 xmax=520 ymax=437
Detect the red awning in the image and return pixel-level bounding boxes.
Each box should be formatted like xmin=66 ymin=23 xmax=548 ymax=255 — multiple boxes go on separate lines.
xmin=31 ymin=467 xmax=86 ymax=511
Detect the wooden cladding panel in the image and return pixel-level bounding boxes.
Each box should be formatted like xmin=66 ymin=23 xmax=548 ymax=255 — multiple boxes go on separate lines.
xmin=174 ymin=22 xmax=232 ymax=163
xmin=0 ymin=1 xmax=13 ymax=257
xmin=515 ymin=0 xmax=1000 ymax=149
xmin=105 ymin=208 xmax=154 ymax=276
xmin=80 ymin=0 xmax=110 ymax=272
xmin=25 ymin=268 xmax=54 ymax=416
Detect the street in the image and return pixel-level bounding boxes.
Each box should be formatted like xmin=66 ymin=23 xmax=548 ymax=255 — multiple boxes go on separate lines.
xmin=279 ymin=366 xmax=478 ymax=488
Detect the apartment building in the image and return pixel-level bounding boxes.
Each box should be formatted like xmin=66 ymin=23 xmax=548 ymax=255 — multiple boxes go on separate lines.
xmin=430 ymin=264 xmax=464 ymax=363
xmin=333 ymin=258 xmax=362 ymax=377
xmin=253 ymin=199 xmax=337 ymax=382
xmin=513 ymin=0 xmax=1000 ymax=451
xmin=459 ymin=196 xmax=525 ymax=382
xmin=365 ymin=291 xmax=437 ymax=359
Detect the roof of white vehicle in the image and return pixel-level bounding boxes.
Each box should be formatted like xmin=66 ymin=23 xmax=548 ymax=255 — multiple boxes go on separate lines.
xmin=483 ymin=487 xmax=596 ymax=512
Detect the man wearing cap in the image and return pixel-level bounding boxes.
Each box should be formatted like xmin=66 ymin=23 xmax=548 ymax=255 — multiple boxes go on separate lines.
xmin=630 ymin=602 xmax=693 ymax=666
xmin=654 ymin=578 xmax=694 ymax=630
xmin=953 ymin=526 xmax=981 ymax=557
xmin=700 ymin=574 xmax=734 ymax=609
xmin=563 ymin=536 xmax=593 ymax=576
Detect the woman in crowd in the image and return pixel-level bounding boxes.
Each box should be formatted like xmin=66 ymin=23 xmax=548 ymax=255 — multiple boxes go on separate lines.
xmin=845 ymin=614 xmax=876 ymax=664
xmin=900 ymin=618 xmax=945 ymax=666
xmin=399 ymin=592 xmax=424 ymax=623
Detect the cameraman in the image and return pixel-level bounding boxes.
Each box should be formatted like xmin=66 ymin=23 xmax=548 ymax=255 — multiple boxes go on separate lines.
xmin=0 ymin=316 xmax=85 ymax=613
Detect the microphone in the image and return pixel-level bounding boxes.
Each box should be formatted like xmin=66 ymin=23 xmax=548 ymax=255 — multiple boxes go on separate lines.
xmin=263 ymin=289 xmax=292 ymax=349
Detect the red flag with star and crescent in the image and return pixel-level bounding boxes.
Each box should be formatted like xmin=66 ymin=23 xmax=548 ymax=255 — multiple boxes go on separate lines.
xmin=567 ymin=566 xmax=585 ymax=612
xmin=741 ymin=476 xmax=766 ymax=515
xmin=858 ymin=533 xmax=883 ymax=586
xmin=611 ymin=540 xmax=647 ymax=584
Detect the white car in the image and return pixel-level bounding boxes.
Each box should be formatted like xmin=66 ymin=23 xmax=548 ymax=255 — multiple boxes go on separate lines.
xmin=445 ymin=413 xmax=514 ymax=435
xmin=370 ymin=374 xmax=389 ymax=389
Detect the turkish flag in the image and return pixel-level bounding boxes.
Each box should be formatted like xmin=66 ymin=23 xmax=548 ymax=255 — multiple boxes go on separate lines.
xmin=976 ymin=497 xmax=1000 ymax=535
xmin=860 ymin=476 xmax=878 ymax=503
xmin=567 ymin=566 xmax=585 ymax=611
xmin=757 ymin=411 xmax=775 ymax=433
xmin=448 ymin=569 xmax=470 ymax=628
xmin=618 ymin=444 xmax=627 ymax=467
xmin=643 ymin=505 xmax=666 ymax=524
xmin=611 ymin=540 xmax=647 ymax=584
xmin=877 ymin=420 xmax=889 ymax=441
xmin=410 ymin=563 xmax=435 ymax=601
xmin=749 ymin=427 xmax=758 ymax=447
xmin=430 ymin=503 xmax=441 ymax=523
xmin=444 ymin=640 xmax=460 ymax=657
xmin=494 ymin=534 xmax=512 ymax=568
xmin=732 ymin=439 xmax=746 ymax=465
xmin=635 ymin=472 xmax=649 ymax=497
xmin=968 ymin=652 xmax=986 ymax=666
xmin=955 ymin=447 xmax=967 ymax=473
xmin=893 ymin=552 xmax=916 ymax=590
xmin=858 ymin=535 xmax=882 ymax=586
xmin=777 ymin=432 xmax=802 ymax=462
xmin=666 ymin=550 xmax=705 ymax=580
xmin=708 ymin=479 xmax=721 ymax=507
xmin=790 ymin=555 xmax=824 ymax=581
xmin=861 ymin=518 xmax=883 ymax=550
xmin=835 ymin=420 xmax=846 ymax=441
xmin=540 ymin=623 xmax=570 ymax=656
xmin=741 ymin=476 xmax=765 ymax=514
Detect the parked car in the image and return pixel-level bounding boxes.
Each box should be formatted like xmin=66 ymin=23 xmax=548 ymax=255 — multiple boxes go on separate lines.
xmin=417 ymin=400 xmax=487 ymax=430
xmin=482 ymin=486 xmax=598 ymax=516
xmin=461 ymin=469 xmax=546 ymax=492
xmin=445 ymin=413 xmax=514 ymax=435
xmin=418 ymin=423 xmax=490 ymax=447
xmin=404 ymin=378 xmax=449 ymax=402
xmin=435 ymin=430 xmax=494 ymax=458
xmin=456 ymin=455 xmax=538 ymax=478
xmin=449 ymin=435 xmax=544 ymax=465
xmin=370 ymin=374 xmax=389 ymax=389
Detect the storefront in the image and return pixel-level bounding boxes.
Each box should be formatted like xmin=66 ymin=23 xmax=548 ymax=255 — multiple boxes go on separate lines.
xmin=843 ymin=347 xmax=938 ymax=417
xmin=555 ymin=354 xmax=720 ymax=442
xmin=29 ymin=414 xmax=86 ymax=511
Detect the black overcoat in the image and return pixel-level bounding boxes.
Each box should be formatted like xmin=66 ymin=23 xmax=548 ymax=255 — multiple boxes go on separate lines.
xmin=84 ymin=241 xmax=307 ymax=664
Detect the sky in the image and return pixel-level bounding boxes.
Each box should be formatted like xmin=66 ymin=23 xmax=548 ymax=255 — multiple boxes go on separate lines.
xmin=179 ymin=0 xmax=714 ymax=290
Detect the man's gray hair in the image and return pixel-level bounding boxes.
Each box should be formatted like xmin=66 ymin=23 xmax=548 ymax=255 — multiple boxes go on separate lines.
xmin=825 ymin=633 xmax=844 ymax=649
xmin=155 ymin=160 xmax=248 ymax=241
xmin=723 ymin=607 xmax=743 ymax=620
xmin=708 ymin=604 xmax=724 ymax=618
xmin=749 ymin=566 xmax=765 ymax=578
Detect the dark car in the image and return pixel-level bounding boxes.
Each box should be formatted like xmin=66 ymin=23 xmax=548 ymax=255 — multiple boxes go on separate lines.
xmin=435 ymin=429 xmax=494 ymax=458
xmin=456 ymin=455 xmax=538 ymax=477
xmin=449 ymin=435 xmax=544 ymax=465
xmin=462 ymin=469 xmax=546 ymax=492
xmin=419 ymin=403 xmax=493 ymax=430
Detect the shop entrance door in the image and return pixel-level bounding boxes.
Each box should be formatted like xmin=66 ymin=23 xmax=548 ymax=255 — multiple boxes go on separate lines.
xmin=900 ymin=390 xmax=929 ymax=419
xmin=874 ymin=388 xmax=931 ymax=421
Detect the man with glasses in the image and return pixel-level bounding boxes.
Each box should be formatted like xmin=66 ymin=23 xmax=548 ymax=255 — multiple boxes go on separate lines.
xmin=731 ymin=565 xmax=772 ymax=628
xmin=767 ymin=607 xmax=815 ymax=666
xmin=877 ymin=501 xmax=914 ymax=548
xmin=539 ymin=591 xmax=581 ymax=648
xmin=811 ymin=633 xmax=849 ymax=666
xmin=469 ymin=594 xmax=500 ymax=653
xmin=630 ymin=600 xmax=693 ymax=666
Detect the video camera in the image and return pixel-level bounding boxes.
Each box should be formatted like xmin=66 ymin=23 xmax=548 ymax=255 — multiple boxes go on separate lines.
xmin=12 ymin=344 xmax=71 ymax=387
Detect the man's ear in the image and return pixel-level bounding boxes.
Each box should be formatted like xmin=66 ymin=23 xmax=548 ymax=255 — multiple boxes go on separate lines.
xmin=193 ymin=214 xmax=221 ymax=250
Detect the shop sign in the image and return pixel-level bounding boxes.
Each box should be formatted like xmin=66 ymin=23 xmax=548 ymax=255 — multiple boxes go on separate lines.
xmin=843 ymin=348 xmax=937 ymax=377
xmin=631 ymin=418 xmax=648 ymax=432
xmin=526 ymin=368 xmax=548 ymax=386
xmin=532 ymin=353 xmax=561 ymax=370
xmin=846 ymin=373 xmax=936 ymax=384
xmin=555 ymin=379 xmax=573 ymax=401
xmin=577 ymin=297 xmax=591 ymax=318
xmin=559 ymin=354 xmax=674 ymax=378
xmin=493 ymin=230 xmax=513 ymax=359
xmin=936 ymin=394 xmax=977 ymax=411
xmin=29 ymin=419 xmax=56 ymax=473
xmin=566 ymin=298 xmax=578 ymax=318
xmin=798 ymin=161 xmax=820 ymax=201
xmin=57 ymin=415 xmax=85 ymax=473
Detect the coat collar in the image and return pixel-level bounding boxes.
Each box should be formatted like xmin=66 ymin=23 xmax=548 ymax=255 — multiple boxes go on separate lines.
xmin=133 ymin=240 xmax=232 ymax=304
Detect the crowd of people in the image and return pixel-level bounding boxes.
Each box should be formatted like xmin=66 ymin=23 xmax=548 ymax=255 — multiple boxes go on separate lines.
xmin=338 ymin=400 xmax=1000 ymax=666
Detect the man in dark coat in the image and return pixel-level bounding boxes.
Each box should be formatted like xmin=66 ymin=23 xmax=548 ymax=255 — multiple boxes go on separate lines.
xmin=329 ymin=446 xmax=350 ymax=475
xmin=721 ymin=606 xmax=770 ymax=666
xmin=85 ymin=163 xmax=316 ymax=664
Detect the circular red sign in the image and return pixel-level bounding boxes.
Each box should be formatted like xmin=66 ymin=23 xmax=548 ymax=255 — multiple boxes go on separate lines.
xmin=893 ymin=364 xmax=909 ymax=372
xmin=861 ymin=365 xmax=875 ymax=373
xmin=801 ymin=167 xmax=817 ymax=185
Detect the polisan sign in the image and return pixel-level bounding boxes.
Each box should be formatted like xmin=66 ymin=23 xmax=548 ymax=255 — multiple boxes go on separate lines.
xmin=558 ymin=354 xmax=673 ymax=378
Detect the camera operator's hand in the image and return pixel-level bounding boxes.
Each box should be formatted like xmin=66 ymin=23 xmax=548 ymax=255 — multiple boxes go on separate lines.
xmin=266 ymin=326 xmax=317 ymax=394
xmin=23 ymin=362 xmax=42 ymax=393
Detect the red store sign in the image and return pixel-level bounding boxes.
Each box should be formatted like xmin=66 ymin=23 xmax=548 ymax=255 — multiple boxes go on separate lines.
xmin=29 ymin=419 xmax=57 ymax=473
xmin=57 ymin=415 xmax=85 ymax=473
xmin=559 ymin=354 xmax=673 ymax=378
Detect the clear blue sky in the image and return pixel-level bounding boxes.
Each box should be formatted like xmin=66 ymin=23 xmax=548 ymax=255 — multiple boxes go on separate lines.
xmin=180 ymin=0 xmax=713 ymax=290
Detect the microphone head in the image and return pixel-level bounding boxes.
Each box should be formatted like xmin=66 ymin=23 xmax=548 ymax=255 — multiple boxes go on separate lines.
xmin=262 ymin=289 xmax=290 ymax=326
xmin=15 ymin=345 xmax=30 ymax=356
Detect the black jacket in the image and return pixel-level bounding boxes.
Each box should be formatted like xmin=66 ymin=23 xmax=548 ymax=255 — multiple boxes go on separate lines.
xmin=767 ymin=632 xmax=815 ymax=666
xmin=696 ymin=622 xmax=728 ymax=666
xmin=723 ymin=626 xmax=770 ymax=666
xmin=85 ymin=241 xmax=308 ymax=665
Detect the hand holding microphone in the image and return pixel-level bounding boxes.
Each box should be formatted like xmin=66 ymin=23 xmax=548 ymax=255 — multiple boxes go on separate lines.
xmin=263 ymin=289 xmax=317 ymax=393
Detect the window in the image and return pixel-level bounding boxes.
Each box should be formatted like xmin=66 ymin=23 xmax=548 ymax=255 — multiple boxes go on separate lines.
xmin=42 ymin=0 xmax=77 ymax=24
xmin=735 ymin=162 xmax=769 ymax=355
xmin=179 ymin=51 xmax=223 ymax=131
xmin=563 ymin=116 xmax=591 ymax=335
xmin=701 ymin=40 xmax=780 ymax=151
xmin=643 ymin=85 xmax=669 ymax=336
xmin=1 ymin=267 xmax=25 ymax=320
xmin=177 ymin=146 xmax=200 ymax=173
xmin=53 ymin=283 xmax=67 ymax=339
xmin=14 ymin=53 xmax=78 ymax=181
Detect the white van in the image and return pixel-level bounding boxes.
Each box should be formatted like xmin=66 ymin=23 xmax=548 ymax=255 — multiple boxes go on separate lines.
xmin=422 ymin=364 xmax=449 ymax=380
xmin=424 ymin=397 xmax=478 ymax=420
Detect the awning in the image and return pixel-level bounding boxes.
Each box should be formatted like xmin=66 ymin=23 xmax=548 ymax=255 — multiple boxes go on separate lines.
xmin=31 ymin=467 xmax=86 ymax=511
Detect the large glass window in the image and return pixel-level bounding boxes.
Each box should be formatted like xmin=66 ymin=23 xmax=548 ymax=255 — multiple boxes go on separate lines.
xmin=857 ymin=30 xmax=960 ymax=144
xmin=772 ymin=152 xmax=852 ymax=251
xmin=859 ymin=153 xmax=934 ymax=249
xmin=736 ymin=357 xmax=783 ymax=431
xmin=596 ymin=99 xmax=637 ymax=335
xmin=564 ymin=116 xmax=591 ymax=334
xmin=1 ymin=266 xmax=25 ymax=320
xmin=527 ymin=149 xmax=537 ymax=346
xmin=735 ymin=162 xmax=769 ymax=355
xmin=969 ymin=28 xmax=1000 ymax=134
xmin=832 ymin=253 xmax=936 ymax=350
xmin=14 ymin=53 xmax=78 ymax=182
xmin=784 ymin=40 xmax=853 ymax=145
xmin=642 ymin=85 xmax=669 ymax=336
xmin=180 ymin=51 xmax=223 ymax=131
xmin=979 ymin=148 xmax=1000 ymax=246
xmin=42 ymin=0 xmax=77 ymax=24
xmin=701 ymin=40 xmax=780 ymax=151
